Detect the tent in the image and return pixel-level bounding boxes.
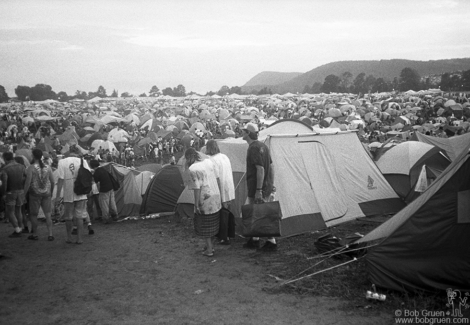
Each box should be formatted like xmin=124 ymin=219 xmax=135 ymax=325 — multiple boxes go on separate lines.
xmin=140 ymin=165 xmax=185 ymax=215
xmin=357 ymin=144 xmax=470 ymax=292
xmin=259 ymin=119 xmax=313 ymax=139
xmin=415 ymin=132 xmax=470 ymax=161
xmin=376 ymin=142 xmax=451 ymax=203
xmin=101 ymin=163 xmax=154 ymax=217
xmin=175 ymin=128 xmax=404 ymax=237
xmin=265 ymin=132 xmax=404 ymax=236
xmin=90 ymin=140 xmax=118 ymax=154
xmin=137 ymin=163 xmax=162 ymax=174
xmin=57 ymin=126 xmax=80 ymax=145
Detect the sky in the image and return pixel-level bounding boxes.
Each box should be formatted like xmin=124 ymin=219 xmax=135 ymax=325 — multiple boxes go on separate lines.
xmin=1 ymin=0 xmax=470 ymax=97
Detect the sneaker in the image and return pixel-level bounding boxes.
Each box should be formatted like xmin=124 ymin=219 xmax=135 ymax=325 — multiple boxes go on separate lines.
xmin=258 ymin=241 xmax=278 ymax=251
xmin=219 ymin=239 xmax=231 ymax=245
xmin=9 ymin=231 xmax=21 ymax=238
xmin=88 ymin=225 xmax=94 ymax=235
xmin=71 ymin=228 xmax=78 ymax=235
xmin=243 ymin=238 xmax=260 ymax=249
xmin=22 ymin=227 xmax=29 ymax=234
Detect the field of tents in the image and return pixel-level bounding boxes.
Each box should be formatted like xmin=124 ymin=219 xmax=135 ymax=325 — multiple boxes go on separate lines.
xmin=70 ymin=116 xmax=470 ymax=296
xmin=1 ymin=91 xmax=470 ymax=323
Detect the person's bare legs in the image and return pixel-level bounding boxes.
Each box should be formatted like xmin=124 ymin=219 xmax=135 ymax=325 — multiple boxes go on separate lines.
xmin=203 ymin=237 xmax=213 ymax=255
xmin=65 ymin=220 xmax=74 ymax=242
xmin=16 ymin=205 xmax=24 ymax=230
xmin=21 ymin=205 xmax=29 ymax=231
xmin=75 ymin=218 xmax=84 ymax=244
xmin=6 ymin=205 xmax=20 ymax=229
xmin=45 ymin=213 xmax=53 ymax=237
xmin=29 ymin=214 xmax=38 ymax=236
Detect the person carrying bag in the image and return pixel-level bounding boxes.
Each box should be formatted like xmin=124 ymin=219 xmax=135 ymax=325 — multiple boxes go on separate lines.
xmin=241 ymin=123 xmax=279 ymax=251
xmin=241 ymin=199 xmax=282 ymax=238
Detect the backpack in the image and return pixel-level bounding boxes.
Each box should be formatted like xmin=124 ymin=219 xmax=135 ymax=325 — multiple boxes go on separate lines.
xmin=74 ymin=158 xmax=93 ymax=195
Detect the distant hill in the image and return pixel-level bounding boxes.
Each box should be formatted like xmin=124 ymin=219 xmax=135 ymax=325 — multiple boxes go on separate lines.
xmin=241 ymin=58 xmax=470 ymax=94
xmin=243 ymin=71 xmax=302 ymax=87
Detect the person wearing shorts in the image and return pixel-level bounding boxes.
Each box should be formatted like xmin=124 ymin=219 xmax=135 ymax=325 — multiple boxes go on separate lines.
xmin=24 ymin=148 xmax=55 ymax=241
xmin=1 ymin=151 xmax=26 ymax=238
xmin=55 ymin=147 xmax=90 ymax=244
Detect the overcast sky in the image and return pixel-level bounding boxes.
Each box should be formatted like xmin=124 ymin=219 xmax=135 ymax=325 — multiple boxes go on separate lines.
xmin=1 ymin=0 xmax=469 ymax=97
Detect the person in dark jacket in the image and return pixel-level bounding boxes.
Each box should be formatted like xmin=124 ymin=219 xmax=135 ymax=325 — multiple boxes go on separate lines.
xmin=89 ymin=160 xmax=117 ymax=224
xmin=1 ymin=151 xmax=26 ymax=237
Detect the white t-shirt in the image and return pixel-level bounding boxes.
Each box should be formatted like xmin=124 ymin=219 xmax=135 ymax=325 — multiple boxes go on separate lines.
xmin=209 ymin=153 xmax=235 ymax=203
xmin=187 ymin=159 xmax=221 ymax=215
xmin=56 ymin=157 xmax=90 ymax=203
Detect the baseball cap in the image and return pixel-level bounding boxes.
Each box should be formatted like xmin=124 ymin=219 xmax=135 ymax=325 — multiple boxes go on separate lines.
xmin=242 ymin=122 xmax=259 ymax=133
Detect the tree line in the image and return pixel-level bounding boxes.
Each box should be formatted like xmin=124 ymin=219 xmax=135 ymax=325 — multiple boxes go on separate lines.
xmin=0 ymin=83 xmax=246 ymax=103
xmin=248 ymin=68 xmax=470 ymax=95
xmin=303 ymin=68 xmax=470 ymax=94
xmin=1 ymin=68 xmax=469 ymax=103
xmin=0 ymin=84 xmax=189 ymax=103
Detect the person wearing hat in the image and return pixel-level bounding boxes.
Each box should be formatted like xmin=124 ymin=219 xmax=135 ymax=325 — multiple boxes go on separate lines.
xmin=241 ymin=122 xmax=277 ymax=251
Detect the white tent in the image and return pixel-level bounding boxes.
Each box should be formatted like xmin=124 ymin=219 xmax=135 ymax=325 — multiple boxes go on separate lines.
xmin=176 ymin=125 xmax=404 ymax=237
xmin=265 ymin=132 xmax=404 ymax=236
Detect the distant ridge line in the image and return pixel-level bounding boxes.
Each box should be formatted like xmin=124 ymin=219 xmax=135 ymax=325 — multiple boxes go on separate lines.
xmin=241 ymin=58 xmax=470 ymax=93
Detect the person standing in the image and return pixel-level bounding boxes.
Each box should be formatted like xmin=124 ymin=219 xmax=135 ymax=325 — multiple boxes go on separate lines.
xmin=204 ymin=140 xmax=235 ymax=245
xmin=1 ymin=151 xmax=26 ymax=238
xmin=55 ymin=146 xmax=89 ymax=244
xmin=86 ymin=176 xmax=102 ymax=224
xmin=89 ymin=159 xmax=117 ymax=224
xmin=24 ymin=148 xmax=55 ymax=241
xmin=241 ymin=123 xmax=277 ymax=251
xmin=185 ymin=148 xmax=221 ymax=257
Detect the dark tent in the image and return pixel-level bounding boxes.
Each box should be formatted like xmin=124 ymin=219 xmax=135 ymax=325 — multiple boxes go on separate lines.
xmin=357 ymin=143 xmax=470 ymax=292
xmin=140 ymin=165 xmax=185 ymax=215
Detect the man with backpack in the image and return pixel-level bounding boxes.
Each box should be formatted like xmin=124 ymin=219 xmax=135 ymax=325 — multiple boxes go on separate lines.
xmin=89 ymin=159 xmax=117 ymax=224
xmin=55 ymin=146 xmax=91 ymax=244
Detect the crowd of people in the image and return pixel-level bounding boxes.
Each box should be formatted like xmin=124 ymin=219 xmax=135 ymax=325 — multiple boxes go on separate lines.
xmin=1 ymin=89 xmax=469 ymax=254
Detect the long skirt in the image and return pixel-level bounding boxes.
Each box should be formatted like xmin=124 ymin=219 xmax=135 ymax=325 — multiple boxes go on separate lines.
xmin=194 ymin=210 xmax=220 ymax=237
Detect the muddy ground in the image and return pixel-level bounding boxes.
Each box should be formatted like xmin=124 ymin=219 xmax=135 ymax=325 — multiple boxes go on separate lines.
xmin=1 ymin=214 xmax=408 ymax=325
